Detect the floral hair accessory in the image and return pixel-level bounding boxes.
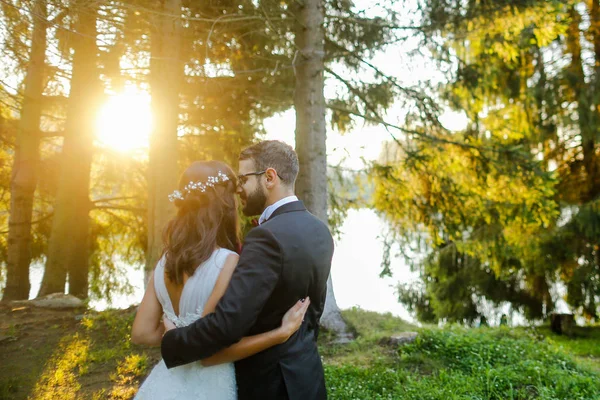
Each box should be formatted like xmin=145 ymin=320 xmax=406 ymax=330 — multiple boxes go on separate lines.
xmin=168 ymin=171 xmax=230 ymax=202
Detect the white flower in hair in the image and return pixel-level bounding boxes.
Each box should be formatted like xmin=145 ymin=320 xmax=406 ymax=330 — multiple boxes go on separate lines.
xmin=218 ymin=171 xmax=230 ymax=181
xmin=168 ymin=170 xmax=231 ymax=202
xmin=168 ymin=190 xmax=185 ymax=202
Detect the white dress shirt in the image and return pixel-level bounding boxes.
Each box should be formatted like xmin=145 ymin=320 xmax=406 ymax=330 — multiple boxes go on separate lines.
xmin=258 ymin=195 xmax=299 ymax=225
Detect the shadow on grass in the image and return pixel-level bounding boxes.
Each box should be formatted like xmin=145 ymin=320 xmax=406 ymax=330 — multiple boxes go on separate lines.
xmin=0 ymin=306 xmax=81 ymax=400
xmin=0 ymin=307 xmax=160 ymax=400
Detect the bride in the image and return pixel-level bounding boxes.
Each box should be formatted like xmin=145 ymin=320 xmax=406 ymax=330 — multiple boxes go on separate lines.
xmin=130 ymin=160 xmax=309 ymax=400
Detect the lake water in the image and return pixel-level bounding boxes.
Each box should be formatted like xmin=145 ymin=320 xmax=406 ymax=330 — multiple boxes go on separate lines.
xmin=25 ymin=208 xmax=418 ymax=321
xmin=24 ymin=207 xmax=568 ymax=326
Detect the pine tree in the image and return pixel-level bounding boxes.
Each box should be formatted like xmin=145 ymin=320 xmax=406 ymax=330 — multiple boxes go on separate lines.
xmin=3 ymin=0 xmax=47 ymax=300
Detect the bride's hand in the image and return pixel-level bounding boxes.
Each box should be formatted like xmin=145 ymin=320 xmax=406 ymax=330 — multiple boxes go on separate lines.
xmin=278 ymin=297 xmax=310 ymax=343
xmin=163 ymin=315 xmax=176 ymax=334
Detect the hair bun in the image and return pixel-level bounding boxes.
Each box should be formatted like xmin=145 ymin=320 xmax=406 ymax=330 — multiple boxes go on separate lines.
xmin=173 ymin=198 xmax=185 ymax=208
xmin=186 ymin=191 xmax=210 ymax=209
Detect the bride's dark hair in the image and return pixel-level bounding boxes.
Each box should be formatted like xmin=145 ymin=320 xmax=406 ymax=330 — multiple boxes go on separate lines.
xmin=162 ymin=160 xmax=240 ymax=284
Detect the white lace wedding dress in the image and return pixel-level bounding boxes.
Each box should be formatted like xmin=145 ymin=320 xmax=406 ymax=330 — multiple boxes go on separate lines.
xmin=134 ymin=248 xmax=237 ymax=400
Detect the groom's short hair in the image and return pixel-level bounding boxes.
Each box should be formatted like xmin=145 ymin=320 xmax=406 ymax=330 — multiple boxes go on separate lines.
xmin=239 ymin=140 xmax=299 ymax=186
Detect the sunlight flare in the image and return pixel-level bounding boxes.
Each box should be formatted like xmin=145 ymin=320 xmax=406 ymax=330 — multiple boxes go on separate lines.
xmin=96 ymin=87 xmax=152 ymax=152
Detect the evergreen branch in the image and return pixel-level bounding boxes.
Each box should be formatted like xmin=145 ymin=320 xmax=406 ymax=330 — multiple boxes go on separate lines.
xmin=326 ymin=103 xmax=453 ymax=148
xmin=114 ymin=1 xmax=280 ymax=23
xmin=0 ymin=0 xmax=114 ymax=48
xmin=325 ymin=67 xmax=423 ymax=152
xmin=91 ymin=196 xmax=142 ymax=204
xmin=96 ymin=208 xmax=140 ymax=228
xmin=0 ymin=78 xmax=21 ymax=95
xmin=324 ymin=15 xmax=427 ymax=31
xmin=324 ymin=62 xmax=536 ymax=163
xmin=325 ymin=38 xmax=440 ymax=114
xmin=48 ymin=8 xmax=68 ymax=25
xmin=92 ymin=205 xmax=146 ymax=213
xmin=325 ymin=103 xmax=528 ymax=158
xmin=0 ymin=212 xmax=54 ymax=235
xmin=39 ymin=130 xmax=64 ymax=137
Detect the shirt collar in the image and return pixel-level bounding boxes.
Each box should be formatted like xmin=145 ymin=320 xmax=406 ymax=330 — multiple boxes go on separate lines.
xmin=258 ymin=195 xmax=299 ymax=225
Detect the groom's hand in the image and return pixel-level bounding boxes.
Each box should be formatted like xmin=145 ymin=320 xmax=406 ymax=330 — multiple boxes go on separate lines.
xmin=163 ymin=316 xmax=176 ymax=335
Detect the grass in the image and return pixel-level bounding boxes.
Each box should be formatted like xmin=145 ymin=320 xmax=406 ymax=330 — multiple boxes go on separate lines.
xmin=2 ymin=306 xmax=599 ymax=399
xmin=537 ymin=325 xmax=600 ymax=373
xmin=29 ymin=311 xmax=153 ymax=400
xmin=74 ymin=311 xmax=157 ymax=399
xmin=0 ymin=306 xmax=160 ymax=400
xmin=323 ymin=309 xmax=600 ymax=399
xmin=320 ymin=307 xmax=416 ymax=367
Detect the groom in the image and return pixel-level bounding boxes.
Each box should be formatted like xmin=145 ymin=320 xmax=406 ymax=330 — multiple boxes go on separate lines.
xmin=161 ymin=140 xmax=334 ymax=399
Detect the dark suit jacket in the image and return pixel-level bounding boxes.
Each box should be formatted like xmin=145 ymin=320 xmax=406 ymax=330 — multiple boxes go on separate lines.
xmin=161 ymin=201 xmax=334 ymax=400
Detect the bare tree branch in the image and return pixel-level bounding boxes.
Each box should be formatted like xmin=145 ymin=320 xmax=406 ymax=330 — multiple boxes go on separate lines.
xmin=93 ymin=205 xmax=146 ymax=213
xmin=0 ymin=212 xmax=54 ymax=235
xmin=91 ymin=196 xmax=142 ymax=204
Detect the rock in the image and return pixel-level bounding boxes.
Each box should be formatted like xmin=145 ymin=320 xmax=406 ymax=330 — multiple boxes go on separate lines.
xmin=11 ymin=293 xmax=85 ymax=310
xmin=381 ymin=332 xmax=418 ymax=346
xmin=332 ymin=332 xmax=354 ymax=344
xmin=0 ymin=335 xmax=17 ymax=343
xmin=550 ymin=313 xmax=574 ymax=336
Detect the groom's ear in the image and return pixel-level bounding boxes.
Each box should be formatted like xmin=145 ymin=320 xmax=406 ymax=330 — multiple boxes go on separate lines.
xmin=265 ymin=167 xmax=278 ymax=188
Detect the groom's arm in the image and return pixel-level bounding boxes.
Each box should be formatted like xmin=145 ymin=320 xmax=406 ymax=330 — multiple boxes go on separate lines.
xmin=161 ymin=227 xmax=282 ymax=368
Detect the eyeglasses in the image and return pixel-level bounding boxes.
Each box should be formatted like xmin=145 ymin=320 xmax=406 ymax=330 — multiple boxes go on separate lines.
xmin=237 ymin=170 xmax=283 ymax=187
xmin=237 ymin=170 xmax=267 ymax=186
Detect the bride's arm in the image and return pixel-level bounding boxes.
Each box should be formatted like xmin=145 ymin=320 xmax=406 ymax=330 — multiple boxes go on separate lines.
xmin=131 ymin=274 xmax=165 ymax=346
xmin=197 ymin=254 xmax=309 ymax=367
xmin=200 ymin=298 xmax=309 ymax=367
xmin=200 ymin=253 xmax=239 ymax=318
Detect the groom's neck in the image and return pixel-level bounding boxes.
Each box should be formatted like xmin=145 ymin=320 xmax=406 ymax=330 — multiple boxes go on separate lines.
xmin=265 ymin=188 xmax=296 ymax=208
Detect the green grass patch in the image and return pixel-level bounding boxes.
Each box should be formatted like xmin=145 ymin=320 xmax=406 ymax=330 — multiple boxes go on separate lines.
xmin=6 ymin=308 xmax=158 ymax=400
xmin=325 ymin=323 xmax=600 ymax=399
xmin=342 ymin=307 xmax=417 ymax=339
xmin=30 ymin=333 xmax=91 ymax=400
xmin=0 ymin=377 xmax=21 ymax=399
xmin=81 ymin=310 xmax=153 ymax=399
xmin=4 ymin=306 xmax=600 ymax=399
xmin=538 ymin=325 xmax=600 ymax=372
xmin=320 ymin=307 xmax=418 ymax=367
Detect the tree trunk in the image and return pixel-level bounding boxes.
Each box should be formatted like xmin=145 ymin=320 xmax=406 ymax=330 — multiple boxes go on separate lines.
xmin=38 ymin=0 xmax=100 ymax=298
xmin=2 ymin=0 xmax=47 ymax=301
xmin=293 ymin=0 xmax=352 ymax=341
xmin=566 ymin=3 xmax=600 ymax=202
xmin=144 ymin=0 xmax=182 ymax=283
xmin=586 ymin=0 xmax=600 ymax=200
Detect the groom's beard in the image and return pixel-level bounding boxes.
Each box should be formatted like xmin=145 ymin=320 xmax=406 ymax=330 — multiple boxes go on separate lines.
xmin=242 ymin=184 xmax=267 ymax=217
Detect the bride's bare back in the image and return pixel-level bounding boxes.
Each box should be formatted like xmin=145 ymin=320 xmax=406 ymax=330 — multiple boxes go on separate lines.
xmin=134 ymin=248 xmax=238 ymax=400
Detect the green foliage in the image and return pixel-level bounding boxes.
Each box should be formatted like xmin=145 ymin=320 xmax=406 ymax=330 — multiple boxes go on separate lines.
xmin=0 ymin=114 xmax=14 ymax=281
xmin=0 ymin=0 xmax=401 ymax=300
xmin=327 ymin=168 xmax=370 ymax=238
xmin=373 ymin=0 xmax=600 ymax=322
xmin=3 ymin=307 xmax=600 ymax=399
xmin=15 ymin=308 xmax=154 ymax=400
xmin=374 ymin=139 xmax=559 ymax=320
xmin=0 ymin=98 xmax=56 ymax=288
xmin=342 ymin=306 xmax=415 ymax=339
xmin=538 ymin=325 xmax=600 ymax=372
xmin=87 ymin=151 xmax=148 ymax=301
xmin=320 ymin=307 xmax=418 ymax=367
xmin=326 ymin=325 xmax=600 ymax=399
